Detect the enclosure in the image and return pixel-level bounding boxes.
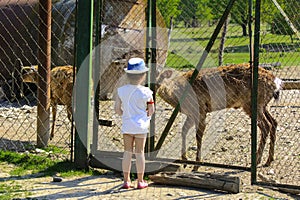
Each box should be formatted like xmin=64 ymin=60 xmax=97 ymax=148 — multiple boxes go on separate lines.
xmin=0 ymin=0 xmax=299 ymax=191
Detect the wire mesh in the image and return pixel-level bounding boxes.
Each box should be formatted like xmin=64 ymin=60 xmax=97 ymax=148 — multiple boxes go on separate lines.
xmin=95 ymin=0 xmax=299 ymax=187
xmin=256 ymin=0 xmax=300 ymax=187
xmin=0 ymin=0 xmax=298 ymax=188
xmin=0 ymin=0 xmax=76 ymax=160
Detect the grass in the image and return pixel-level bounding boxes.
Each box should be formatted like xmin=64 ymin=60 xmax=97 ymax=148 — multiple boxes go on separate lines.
xmin=0 ymin=149 xmax=105 ymax=199
xmin=0 ymin=150 xmax=103 ymax=177
xmin=0 ymin=182 xmax=31 ymax=200
xmin=166 ymin=25 xmax=300 ymax=69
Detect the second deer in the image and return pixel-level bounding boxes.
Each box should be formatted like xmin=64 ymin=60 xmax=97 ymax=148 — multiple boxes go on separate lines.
xmin=156 ymin=63 xmax=283 ymax=171
xmin=22 ymin=65 xmax=74 ymax=140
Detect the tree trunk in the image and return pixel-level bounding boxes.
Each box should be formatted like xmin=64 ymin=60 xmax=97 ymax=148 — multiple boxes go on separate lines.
xmin=241 ymin=23 xmax=247 ymax=36
xmin=219 ymin=16 xmax=230 ymax=66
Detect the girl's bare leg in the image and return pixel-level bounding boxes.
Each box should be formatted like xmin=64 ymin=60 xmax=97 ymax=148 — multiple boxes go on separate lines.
xmin=134 ymin=135 xmax=147 ymax=182
xmin=122 ymin=134 xmax=134 ymax=182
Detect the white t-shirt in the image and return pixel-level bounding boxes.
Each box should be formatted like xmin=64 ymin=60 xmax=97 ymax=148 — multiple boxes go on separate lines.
xmin=117 ymin=84 xmax=153 ymax=134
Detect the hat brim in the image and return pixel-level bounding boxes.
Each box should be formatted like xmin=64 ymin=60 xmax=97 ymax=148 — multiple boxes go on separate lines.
xmin=124 ymin=68 xmax=149 ymax=74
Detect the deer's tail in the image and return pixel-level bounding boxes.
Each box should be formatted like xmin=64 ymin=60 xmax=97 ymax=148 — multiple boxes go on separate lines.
xmin=273 ymin=77 xmax=283 ymax=101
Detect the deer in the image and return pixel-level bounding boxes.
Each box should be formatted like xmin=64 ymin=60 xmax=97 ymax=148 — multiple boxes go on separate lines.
xmin=22 ymin=65 xmax=74 ymax=140
xmin=156 ymin=63 xmax=283 ymax=171
xmin=21 ymin=58 xmax=132 ymax=140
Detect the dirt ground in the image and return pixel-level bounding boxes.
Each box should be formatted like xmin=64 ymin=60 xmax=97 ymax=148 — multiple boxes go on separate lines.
xmin=1 ymin=163 xmax=299 ymax=200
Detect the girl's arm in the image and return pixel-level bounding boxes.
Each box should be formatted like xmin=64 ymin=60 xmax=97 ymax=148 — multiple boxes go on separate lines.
xmin=114 ymin=96 xmax=123 ymax=116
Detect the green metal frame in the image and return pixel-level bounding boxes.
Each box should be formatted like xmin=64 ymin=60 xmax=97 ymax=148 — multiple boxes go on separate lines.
xmin=251 ymin=0 xmax=260 ymax=184
xmin=74 ymin=0 xmax=94 ymax=169
xmin=145 ymin=0 xmax=157 ymax=157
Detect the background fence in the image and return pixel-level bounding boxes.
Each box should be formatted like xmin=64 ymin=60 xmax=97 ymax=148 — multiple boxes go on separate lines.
xmin=0 ymin=0 xmax=76 ymax=159
xmin=0 ymin=0 xmax=299 ymax=188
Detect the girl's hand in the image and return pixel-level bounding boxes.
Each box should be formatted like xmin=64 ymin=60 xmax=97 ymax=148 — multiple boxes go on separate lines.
xmin=147 ymin=103 xmax=155 ymax=117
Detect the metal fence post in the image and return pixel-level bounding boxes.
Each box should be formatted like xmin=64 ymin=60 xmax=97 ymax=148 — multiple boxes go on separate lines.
xmin=251 ymin=0 xmax=261 ymax=184
xmin=92 ymin=0 xmax=103 ymax=155
xmin=74 ymin=0 xmax=94 ymax=169
xmin=145 ymin=0 xmax=156 ymax=156
xmin=36 ymin=0 xmax=51 ymax=147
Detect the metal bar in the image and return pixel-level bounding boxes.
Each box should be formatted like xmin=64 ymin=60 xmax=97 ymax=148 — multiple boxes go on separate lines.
xmin=36 ymin=0 xmax=51 ymax=147
xmin=70 ymin=0 xmax=80 ymax=163
xmin=74 ymin=0 xmax=94 ymax=169
xmin=91 ymin=0 xmax=103 ymax=155
xmin=256 ymin=181 xmax=300 ymax=191
xmin=248 ymin=0 xmax=253 ymax=65
xmin=154 ymin=0 xmax=237 ymax=154
xmin=251 ymin=0 xmax=261 ymax=185
xmin=145 ymin=0 xmax=151 ymax=155
xmin=164 ymin=159 xmax=250 ymax=172
xmin=149 ymin=0 xmax=157 ymax=155
xmin=91 ymin=151 xmax=251 ymax=172
xmin=282 ymin=80 xmax=300 ymax=90
xmin=270 ymin=0 xmax=300 ymax=39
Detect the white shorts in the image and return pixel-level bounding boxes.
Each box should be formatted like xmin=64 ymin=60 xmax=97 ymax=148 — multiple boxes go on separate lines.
xmin=123 ymin=133 xmax=147 ymax=139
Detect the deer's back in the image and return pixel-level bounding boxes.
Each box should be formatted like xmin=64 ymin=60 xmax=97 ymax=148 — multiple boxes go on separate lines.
xmin=185 ymin=64 xmax=277 ymax=111
xmin=158 ymin=64 xmax=278 ymax=116
xmin=50 ymin=66 xmax=74 ymax=106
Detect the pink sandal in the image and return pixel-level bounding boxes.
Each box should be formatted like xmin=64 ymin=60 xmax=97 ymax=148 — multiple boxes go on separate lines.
xmin=122 ymin=181 xmax=131 ymax=189
xmin=137 ymin=180 xmax=148 ymax=189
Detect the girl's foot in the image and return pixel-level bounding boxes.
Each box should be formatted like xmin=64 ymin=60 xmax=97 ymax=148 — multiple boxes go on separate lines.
xmin=137 ymin=180 xmax=148 ymax=189
xmin=122 ymin=181 xmax=131 ymax=189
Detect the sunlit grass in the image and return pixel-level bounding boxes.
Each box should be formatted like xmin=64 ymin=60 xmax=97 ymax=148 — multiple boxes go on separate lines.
xmin=166 ymin=25 xmax=300 ymax=69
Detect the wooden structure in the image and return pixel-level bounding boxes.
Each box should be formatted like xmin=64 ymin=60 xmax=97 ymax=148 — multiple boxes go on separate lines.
xmin=149 ymin=171 xmax=241 ymax=194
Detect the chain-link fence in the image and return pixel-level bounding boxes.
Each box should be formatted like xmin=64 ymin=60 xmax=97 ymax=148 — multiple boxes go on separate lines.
xmin=94 ymin=0 xmax=299 ymax=188
xmin=255 ymin=0 xmax=299 ymax=188
xmin=0 ymin=0 xmax=298 ymax=189
xmin=0 ymin=0 xmax=76 ymax=159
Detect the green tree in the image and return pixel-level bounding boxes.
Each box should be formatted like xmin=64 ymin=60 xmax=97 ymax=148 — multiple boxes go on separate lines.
xmin=266 ymin=0 xmax=300 ymax=42
xmin=157 ymin=0 xmax=181 ymax=27
xmin=209 ymin=0 xmax=249 ymax=36
xmin=176 ymin=0 xmax=212 ymax=27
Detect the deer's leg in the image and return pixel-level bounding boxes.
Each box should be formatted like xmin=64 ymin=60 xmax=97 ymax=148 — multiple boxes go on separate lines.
xmin=193 ymin=114 xmax=206 ymax=171
xmin=66 ymin=105 xmax=72 ymax=122
xmin=264 ymin=109 xmax=277 ymax=166
xmin=181 ymin=116 xmax=194 ymax=162
xmin=50 ymin=104 xmax=57 ymax=140
xmin=256 ymin=110 xmax=271 ymax=165
xmin=243 ymin=105 xmax=270 ymax=166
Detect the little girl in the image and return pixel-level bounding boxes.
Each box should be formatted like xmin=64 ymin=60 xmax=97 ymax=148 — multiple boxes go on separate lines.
xmin=114 ymin=57 xmax=155 ymax=189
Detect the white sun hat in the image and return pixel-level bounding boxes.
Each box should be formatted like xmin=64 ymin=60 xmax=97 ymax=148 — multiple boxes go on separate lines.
xmin=124 ymin=57 xmax=149 ymax=74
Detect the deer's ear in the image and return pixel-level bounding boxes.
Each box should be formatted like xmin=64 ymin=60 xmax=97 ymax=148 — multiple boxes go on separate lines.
xmin=162 ymin=69 xmax=173 ymax=79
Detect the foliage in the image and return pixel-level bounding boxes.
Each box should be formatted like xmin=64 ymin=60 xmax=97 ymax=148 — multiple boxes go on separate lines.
xmin=268 ymin=0 xmax=300 ymax=41
xmin=157 ymin=0 xmax=181 ymax=27
xmin=176 ymin=0 xmax=213 ymax=27
xmin=156 ymin=0 xmax=299 ymax=38
xmin=208 ymin=0 xmax=248 ymax=36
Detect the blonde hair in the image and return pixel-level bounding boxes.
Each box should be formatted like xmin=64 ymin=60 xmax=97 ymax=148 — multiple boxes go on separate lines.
xmin=127 ymin=73 xmax=146 ymax=85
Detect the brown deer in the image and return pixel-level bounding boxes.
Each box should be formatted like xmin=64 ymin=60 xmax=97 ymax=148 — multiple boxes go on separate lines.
xmin=156 ymin=63 xmax=283 ymax=170
xmin=22 ymin=65 xmax=74 ymax=140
